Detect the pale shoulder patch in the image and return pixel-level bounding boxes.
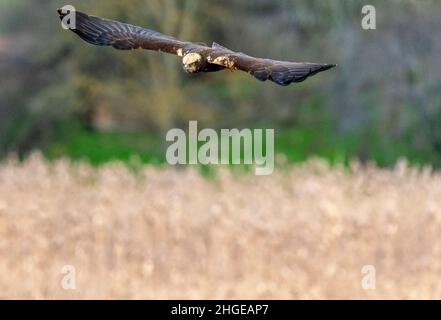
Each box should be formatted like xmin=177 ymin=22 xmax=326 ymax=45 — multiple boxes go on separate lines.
xmin=209 ymin=55 xmax=236 ymax=69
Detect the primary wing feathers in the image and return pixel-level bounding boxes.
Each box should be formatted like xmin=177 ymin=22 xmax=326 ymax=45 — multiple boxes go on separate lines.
xmin=244 ymin=59 xmax=336 ymax=86
xmin=58 ymin=9 xmax=336 ymax=86
xmin=61 ymin=10 xmax=187 ymax=53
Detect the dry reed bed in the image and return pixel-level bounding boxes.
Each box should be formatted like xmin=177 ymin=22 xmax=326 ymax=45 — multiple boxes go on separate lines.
xmin=0 ymin=154 xmax=441 ymax=299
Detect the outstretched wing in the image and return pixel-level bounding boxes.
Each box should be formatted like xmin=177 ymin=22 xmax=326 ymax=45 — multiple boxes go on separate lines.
xmin=208 ymin=43 xmax=336 ymax=86
xmin=58 ymin=9 xmax=191 ymax=54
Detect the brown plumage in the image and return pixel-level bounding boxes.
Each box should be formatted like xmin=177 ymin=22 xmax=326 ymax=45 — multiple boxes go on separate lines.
xmin=58 ymin=9 xmax=336 ymax=86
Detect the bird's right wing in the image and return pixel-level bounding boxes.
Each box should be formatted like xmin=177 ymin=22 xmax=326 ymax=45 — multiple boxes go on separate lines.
xmin=58 ymin=9 xmax=191 ymax=55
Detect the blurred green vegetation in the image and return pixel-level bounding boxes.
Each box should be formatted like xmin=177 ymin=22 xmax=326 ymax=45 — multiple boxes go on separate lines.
xmin=45 ymin=127 xmax=164 ymax=166
xmin=1 ymin=0 xmax=441 ymax=169
xmin=43 ymin=123 xmax=438 ymax=169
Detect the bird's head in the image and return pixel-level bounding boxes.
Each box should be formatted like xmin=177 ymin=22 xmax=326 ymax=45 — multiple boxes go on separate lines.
xmin=182 ymin=53 xmax=203 ymax=74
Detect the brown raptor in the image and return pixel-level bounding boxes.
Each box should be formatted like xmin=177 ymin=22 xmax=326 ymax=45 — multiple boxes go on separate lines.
xmin=58 ymin=9 xmax=336 ymax=86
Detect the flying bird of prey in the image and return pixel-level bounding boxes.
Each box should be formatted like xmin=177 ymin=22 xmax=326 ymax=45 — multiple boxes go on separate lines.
xmin=58 ymin=9 xmax=336 ymax=86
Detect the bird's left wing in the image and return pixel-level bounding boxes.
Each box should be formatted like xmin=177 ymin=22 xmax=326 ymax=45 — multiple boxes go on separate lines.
xmin=207 ymin=43 xmax=336 ymax=86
